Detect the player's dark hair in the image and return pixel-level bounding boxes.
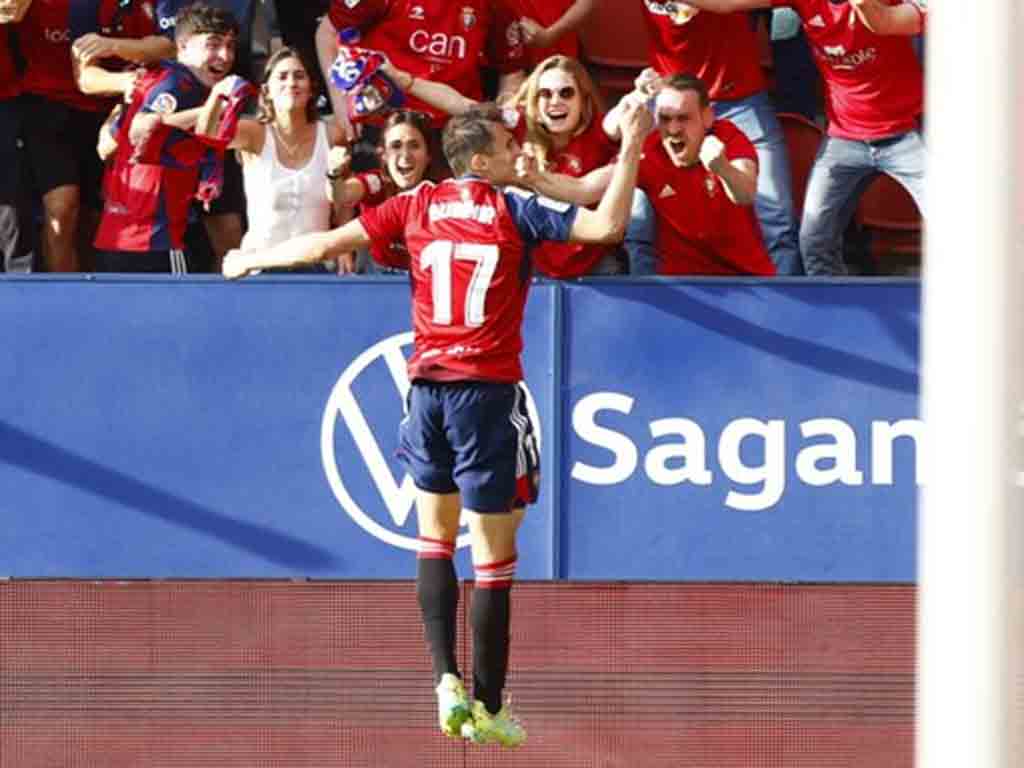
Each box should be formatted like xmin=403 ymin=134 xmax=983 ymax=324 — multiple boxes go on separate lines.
xmin=661 ymin=73 xmax=710 ymax=108
xmin=442 ymin=104 xmax=504 ymax=177
xmin=174 ymin=3 xmax=240 ymax=43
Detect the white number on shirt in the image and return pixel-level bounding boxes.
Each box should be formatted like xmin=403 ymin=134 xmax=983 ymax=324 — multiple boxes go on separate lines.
xmin=420 ymin=241 xmax=499 ymax=327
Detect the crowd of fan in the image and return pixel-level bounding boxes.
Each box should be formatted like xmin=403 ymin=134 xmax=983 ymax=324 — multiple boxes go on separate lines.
xmin=0 ymin=0 xmax=926 ymax=278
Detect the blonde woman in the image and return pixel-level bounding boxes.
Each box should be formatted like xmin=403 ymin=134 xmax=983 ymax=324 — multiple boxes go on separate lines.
xmin=385 ymin=54 xmax=622 ymax=277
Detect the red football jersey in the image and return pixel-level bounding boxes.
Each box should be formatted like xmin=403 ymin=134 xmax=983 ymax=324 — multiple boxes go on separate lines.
xmin=772 ymin=0 xmax=923 ymax=140
xmin=353 ymin=169 xmax=411 ymax=269
xmin=637 ymin=120 xmax=775 ymax=276
xmin=94 ymin=62 xmax=209 ymax=252
xmin=507 ymin=108 xmax=618 ymax=278
xmin=328 ymin=0 xmax=525 ymax=127
xmin=507 ymin=0 xmax=581 ymax=69
xmin=360 ymin=177 xmax=578 ymax=382
xmin=0 ymin=29 xmax=18 ymax=101
xmin=20 ymin=0 xmax=157 ymax=112
xmin=642 ymin=4 xmax=765 ymax=102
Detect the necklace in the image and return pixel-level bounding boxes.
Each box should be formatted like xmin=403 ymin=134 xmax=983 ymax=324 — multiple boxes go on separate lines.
xmin=273 ymin=124 xmax=310 ymax=157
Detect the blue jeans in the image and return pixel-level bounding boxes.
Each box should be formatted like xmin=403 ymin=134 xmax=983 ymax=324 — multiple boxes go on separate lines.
xmin=624 ymin=189 xmax=658 ymax=275
xmin=714 ymin=91 xmax=802 ymax=275
xmin=800 ymin=130 xmax=926 ymax=276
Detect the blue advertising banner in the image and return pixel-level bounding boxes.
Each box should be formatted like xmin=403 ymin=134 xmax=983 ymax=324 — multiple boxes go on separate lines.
xmin=560 ymin=281 xmax=920 ymax=581
xmin=0 ymin=277 xmax=919 ymax=581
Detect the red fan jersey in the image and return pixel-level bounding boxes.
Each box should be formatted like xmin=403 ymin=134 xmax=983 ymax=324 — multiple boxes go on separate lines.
xmin=642 ymin=3 xmax=765 ymax=102
xmin=771 ymin=0 xmax=923 ymax=140
xmin=328 ymin=0 xmax=525 ymax=127
xmin=94 ymin=62 xmax=209 ymax=252
xmin=19 ymin=0 xmax=157 ymax=112
xmin=506 ymin=108 xmax=618 ymax=278
xmin=0 ymin=29 xmax=18 ymax=101
xmin=360 ymin=176 xmax=579 ymax=382
xmin=637 ymin=120 xmax=774 ymax=276
xmin=507 ymin=0 xmax=582 ymax=69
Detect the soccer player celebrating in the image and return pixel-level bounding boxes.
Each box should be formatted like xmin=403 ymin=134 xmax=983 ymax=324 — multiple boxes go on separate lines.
xmin=17 ymin=0 xmax=165 ymax=271
xmin=315 ymin=0 xmax=526 ymax=140
xmin=678 ymin=0 xmax=925 ymax=275
xmin=223 ymin=98 xmax=653 ymax=747
xmin=93 ymin=4 xmax=243 ymax=273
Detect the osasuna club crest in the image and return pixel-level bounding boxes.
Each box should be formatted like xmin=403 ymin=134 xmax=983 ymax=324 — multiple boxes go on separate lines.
xmin=461 ymin=6 xmax=476 ymax=31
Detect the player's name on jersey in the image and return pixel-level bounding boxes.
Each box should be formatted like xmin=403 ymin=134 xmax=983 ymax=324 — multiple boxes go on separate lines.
xmin=428 ymin=200 xmax=497 ymax=225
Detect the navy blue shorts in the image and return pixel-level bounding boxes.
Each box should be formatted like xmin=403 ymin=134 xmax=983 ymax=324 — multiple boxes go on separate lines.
xmin=398 ymin=380 xmax=540 ymax=514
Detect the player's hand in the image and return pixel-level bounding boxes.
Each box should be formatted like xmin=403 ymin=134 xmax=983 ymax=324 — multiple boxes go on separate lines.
xmin=328 ymin=145 xmax=352 ymax=180
xmin=698 ymin=135 xmax=727 ymax=174
xmin=515 ymin=145 xmax=540 ymax=185
xmin=518 ymin=17 xmax=553 ymax=48
xmin=0 ymin=0 xmax=33 ymax=25
xmin=222 ymin=249 xmax=259 ymax=279
xmin=617 ymin=97 xmax=653 ymax=151
xmin=71 ymin=33 xmax=120 ymax=63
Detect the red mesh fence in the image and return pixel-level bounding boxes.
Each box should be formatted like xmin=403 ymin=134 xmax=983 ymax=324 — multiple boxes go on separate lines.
xmin=0 ymin=582 xmax=913 ymax=767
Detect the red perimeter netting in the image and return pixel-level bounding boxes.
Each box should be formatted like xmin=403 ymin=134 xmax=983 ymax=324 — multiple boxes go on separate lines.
xmin=0 ymin=582 xmax=913 ymax=768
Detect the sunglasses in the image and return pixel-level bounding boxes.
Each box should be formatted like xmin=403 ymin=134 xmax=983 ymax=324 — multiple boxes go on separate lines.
xmin=538 ymin=87 xmax=578 ymax=101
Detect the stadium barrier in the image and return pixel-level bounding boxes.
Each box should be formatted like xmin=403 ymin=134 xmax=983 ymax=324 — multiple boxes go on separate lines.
xmin=0 ymin=275 xmax=918 ymax=766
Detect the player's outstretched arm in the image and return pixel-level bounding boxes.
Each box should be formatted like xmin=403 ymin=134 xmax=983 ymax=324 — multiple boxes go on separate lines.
xmin=850 ymin=0 xmax=924 ymax=35
xmin=0 ymin=0 xmax=33 ymax=25
xmin=568 ymin=99 xmax=650 ymax=244
xmin=222 ymin=219 xmax=373 ymax=279
xmin=521 ymin=163 xmax=612 ymax=207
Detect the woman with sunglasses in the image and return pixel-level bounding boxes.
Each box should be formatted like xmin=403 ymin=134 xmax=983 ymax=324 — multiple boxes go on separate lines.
xmin=326 ymin=109 xmax=434 ymax=273
xmin=383 ymin=54 xmax=623 ymax=278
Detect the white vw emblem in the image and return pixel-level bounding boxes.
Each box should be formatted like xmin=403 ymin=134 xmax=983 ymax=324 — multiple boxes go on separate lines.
xmin=321 ymin=332 xmax=541 ymax=551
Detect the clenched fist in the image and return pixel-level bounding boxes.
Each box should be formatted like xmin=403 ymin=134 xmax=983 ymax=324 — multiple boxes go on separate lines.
xmin=698 ymin=135 xmax=726 ymax=174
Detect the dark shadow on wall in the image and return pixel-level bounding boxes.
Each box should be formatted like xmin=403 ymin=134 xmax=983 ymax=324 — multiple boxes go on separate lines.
xmin=577 ymin=279 xmax=919 ymax=396
xmin=0 ymin=421 xmax=337 ymax=571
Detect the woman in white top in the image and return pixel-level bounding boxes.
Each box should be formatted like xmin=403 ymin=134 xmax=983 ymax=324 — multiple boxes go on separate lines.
xmin=228 ymin=47 xmax=350 ymax=272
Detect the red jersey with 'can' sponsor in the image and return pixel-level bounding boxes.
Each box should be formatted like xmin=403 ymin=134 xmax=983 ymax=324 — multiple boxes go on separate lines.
xmin=360 ymin=177 xmax=579 ymax=382
xmin=642 ymin=2 xmax=765 ymax=102
xmin=772 ymin=0 xmax=923 ymax=140
xmin=328 ymin=0 xmax=525 ymax=127
xmin=638 ymin=120 xmax=774 ymax=276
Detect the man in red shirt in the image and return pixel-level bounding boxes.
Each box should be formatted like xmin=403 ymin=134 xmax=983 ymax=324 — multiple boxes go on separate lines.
xmin=315 ymin=0 xmax=526 ymax=141
xmin=527 ymin=74 xmax=775 ymax=275
xmin=223 ymin=99 xmax=651 ymax=747
xmin=682 ymin=0 xmax=926 ymax=275
xmin=640 ymin=2 xmax=801 ymax=275
xmin=17 ymin=0 xmax=166 ymax=271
